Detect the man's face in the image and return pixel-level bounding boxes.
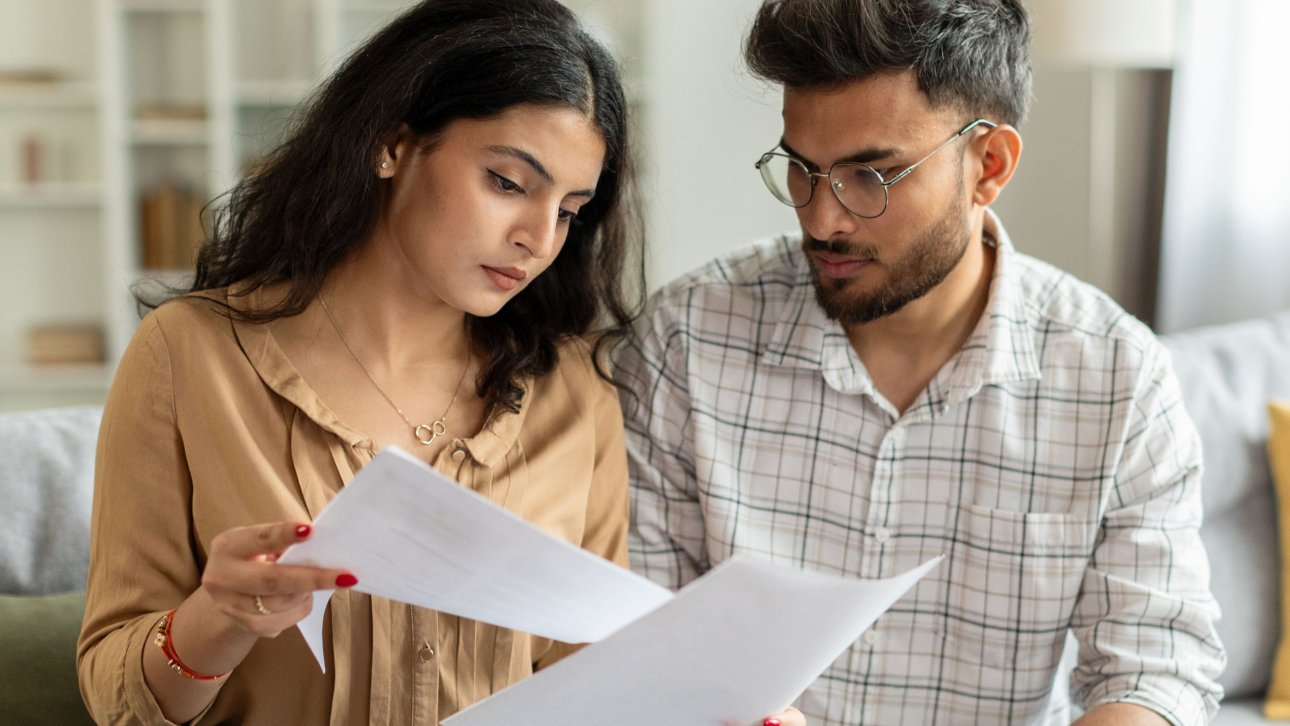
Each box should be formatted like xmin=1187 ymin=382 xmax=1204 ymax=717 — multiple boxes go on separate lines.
xmin=780 ymin=71 xmax=977 ymax=326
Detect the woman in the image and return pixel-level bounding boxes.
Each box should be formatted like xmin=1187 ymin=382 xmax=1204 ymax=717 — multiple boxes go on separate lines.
xmin=76 ymin=1 xmax=803 ymax=724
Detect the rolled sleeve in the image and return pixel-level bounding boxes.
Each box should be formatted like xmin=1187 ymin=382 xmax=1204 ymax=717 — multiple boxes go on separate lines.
xmin=1071 ymin=344 xmax=1226 ymax=725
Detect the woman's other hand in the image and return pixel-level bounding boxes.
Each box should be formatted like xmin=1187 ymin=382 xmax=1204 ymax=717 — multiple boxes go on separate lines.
xmin=763 ymin=706 xmax=807 ymax=726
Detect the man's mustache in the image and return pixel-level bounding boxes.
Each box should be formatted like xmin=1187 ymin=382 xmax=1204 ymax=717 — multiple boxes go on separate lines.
xmin=804 ymin=236 xmax=879 ymax=260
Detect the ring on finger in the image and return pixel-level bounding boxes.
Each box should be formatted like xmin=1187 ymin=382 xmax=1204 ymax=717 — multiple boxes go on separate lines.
xmin=253 ymin=594 xmax=272 ymax=616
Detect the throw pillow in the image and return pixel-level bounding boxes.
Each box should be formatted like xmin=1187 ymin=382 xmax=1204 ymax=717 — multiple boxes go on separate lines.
xmin=0 ymin=591 xmax=95 ymax=725
xmin=1266 ymin=400 xmax=1290 ymax=719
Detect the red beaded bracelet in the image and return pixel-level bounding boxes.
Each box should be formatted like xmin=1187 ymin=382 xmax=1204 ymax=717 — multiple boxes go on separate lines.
xmin=153 ymin=608 xmax=229 ymax=681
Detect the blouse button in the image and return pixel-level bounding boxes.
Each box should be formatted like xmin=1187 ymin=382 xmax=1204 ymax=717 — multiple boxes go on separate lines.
xmin=451 ymin=447 xmax=467 ymax=462
xmin=418 ymin=643 xmax=435 ymax=661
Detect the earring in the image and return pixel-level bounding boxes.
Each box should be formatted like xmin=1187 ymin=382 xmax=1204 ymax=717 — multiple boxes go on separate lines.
xmin=380 ymin=161 xmax=390 ymax=169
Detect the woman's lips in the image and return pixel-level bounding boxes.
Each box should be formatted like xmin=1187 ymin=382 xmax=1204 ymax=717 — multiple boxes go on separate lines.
xmin=482 ymin=265 xmax=527 ymax=291
xmin=813 ymin=252 xmax=873 ymax=280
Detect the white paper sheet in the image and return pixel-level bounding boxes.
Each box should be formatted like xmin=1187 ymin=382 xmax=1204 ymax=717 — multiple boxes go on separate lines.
xmin=277 ymin=446 xmax=674 ymax=670
xmin=443 ymin=554 xmax=941 ymax=726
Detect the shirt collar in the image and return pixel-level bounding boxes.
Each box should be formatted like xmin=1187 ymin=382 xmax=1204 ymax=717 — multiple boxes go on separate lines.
xmin=759 ymin=209 xmax=1041 ymax=399
xmin=940 ymin=210 xmax=1042 ymax=400
xmin=230 ymin=285 xmax=527 ymax=468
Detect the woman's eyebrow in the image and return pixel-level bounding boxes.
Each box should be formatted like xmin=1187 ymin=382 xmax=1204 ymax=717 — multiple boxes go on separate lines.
xmin=487 ymin=145 xmax=596 ymax=198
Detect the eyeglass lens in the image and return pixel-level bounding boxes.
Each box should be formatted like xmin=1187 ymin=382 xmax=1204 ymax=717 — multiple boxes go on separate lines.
xmin=758 ymin=155 xmax=887 ymax=218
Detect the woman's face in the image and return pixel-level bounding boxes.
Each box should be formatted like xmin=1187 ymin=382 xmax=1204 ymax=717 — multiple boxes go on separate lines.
xmin=374 ymin=104 xmax=607 ymax=317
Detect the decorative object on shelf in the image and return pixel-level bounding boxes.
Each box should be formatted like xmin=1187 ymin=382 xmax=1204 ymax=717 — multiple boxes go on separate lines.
xmin=25 ymin=323 xmax=106 ymax=366
xmin=139 ymin=180 xmax=204 ymax=270
xmin=19 ymin=133 xmax=44 ymax=184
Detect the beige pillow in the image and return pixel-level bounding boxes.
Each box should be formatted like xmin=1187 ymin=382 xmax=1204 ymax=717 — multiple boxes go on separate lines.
xmin=1265 ymin=401 xmax=1290 ymax=718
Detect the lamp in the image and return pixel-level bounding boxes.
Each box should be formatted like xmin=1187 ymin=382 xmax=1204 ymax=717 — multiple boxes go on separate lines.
xmin=1026 ymin=0 xmax=1178 ymax=303
xmin=1029 ymin=0 xmax=1177 ymax=68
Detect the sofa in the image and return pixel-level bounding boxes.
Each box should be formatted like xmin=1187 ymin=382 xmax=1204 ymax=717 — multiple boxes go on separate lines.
xmin=1 ymin=311 xmax=1288 ymax=724
xmin=0 ymin=405 xmax=100 ymax=724
xmin=1164 ymin=310 xmax=1290 ymax=724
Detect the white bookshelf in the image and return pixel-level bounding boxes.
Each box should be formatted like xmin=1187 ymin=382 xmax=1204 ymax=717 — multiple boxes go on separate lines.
xmin=0 ymin=182 xmax=102 ymax=208
xmin=0 ymin=0 xmax=104 ymax=409
xmin=0 ymin=82 xmax=100 ymax=110
xmin=0 ymin=0 xmax=644 ymax=412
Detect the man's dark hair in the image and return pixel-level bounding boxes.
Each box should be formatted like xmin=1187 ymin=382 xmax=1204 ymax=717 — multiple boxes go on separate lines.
xmin=745 ymin=0 xmax=1032 ymax=125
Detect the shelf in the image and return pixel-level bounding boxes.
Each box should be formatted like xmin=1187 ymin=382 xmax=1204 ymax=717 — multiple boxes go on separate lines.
xmin=235 ymin=79 xmax=314 ymax=107
xmin=0 ymin=364 xmax=114 ymax=394
xmin=121 ymin=0 xmax=204 ymax=14
xmin=0 ymin=183 xmax=102 ymax=209
xmin=344 ymin=1 xmax=416 ymax=12
xmin=0 ymin=82 xmax=99 ymax=110
xmin=131 ymin=119 xmax=210 ymax=145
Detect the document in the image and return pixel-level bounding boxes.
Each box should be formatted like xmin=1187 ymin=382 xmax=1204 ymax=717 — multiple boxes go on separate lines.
xmin=278 ymin=446 xmax=674 ymax=670
xmin=443 ymin=554 xmax=941 ymax=726
xmin=279 ymin=446 xmax=941 ymax=725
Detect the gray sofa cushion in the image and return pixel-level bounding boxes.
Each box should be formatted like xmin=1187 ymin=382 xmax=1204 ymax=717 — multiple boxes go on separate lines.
xmin=1162 ymin=311 xmax=1290 ymax=699
xmin=0 ymin=405 xmax=101 ymax=596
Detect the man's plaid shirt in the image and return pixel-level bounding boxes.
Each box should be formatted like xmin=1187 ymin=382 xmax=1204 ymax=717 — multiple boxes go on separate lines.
xmin=617 ymin=213 xmax=1225 ymax=725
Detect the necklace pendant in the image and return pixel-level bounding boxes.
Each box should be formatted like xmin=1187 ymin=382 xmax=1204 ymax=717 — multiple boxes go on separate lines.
xmin=414 ymin=420 xmax=448 ymax=446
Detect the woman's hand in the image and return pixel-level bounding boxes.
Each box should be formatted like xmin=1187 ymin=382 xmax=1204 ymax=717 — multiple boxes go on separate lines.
xmin=763 ymin=707 xmax=807 ymax=726
xmin=200 ymin=521 xmax=357 ymax=638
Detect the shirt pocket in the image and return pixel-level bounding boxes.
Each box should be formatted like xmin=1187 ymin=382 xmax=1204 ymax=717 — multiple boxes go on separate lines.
xmin=935 ymin=504 xmax=1095 ymax=706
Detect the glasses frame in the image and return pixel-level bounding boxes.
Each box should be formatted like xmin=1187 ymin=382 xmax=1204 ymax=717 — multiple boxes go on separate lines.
xmin=755 ymin=118 xmax=998 ymax=219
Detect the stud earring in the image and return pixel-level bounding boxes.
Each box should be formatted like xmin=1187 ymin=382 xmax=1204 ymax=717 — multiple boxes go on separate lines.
xmin=380 ymin=161 xmax=390 ymax=169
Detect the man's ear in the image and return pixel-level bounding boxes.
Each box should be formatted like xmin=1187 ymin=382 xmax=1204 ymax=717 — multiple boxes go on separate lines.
xmin=971 ymin=124 xmax=1022 ymax=208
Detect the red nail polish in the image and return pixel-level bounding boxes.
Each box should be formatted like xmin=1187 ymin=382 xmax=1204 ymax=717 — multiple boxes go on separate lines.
xmin=764 ymin=720 xmax=782 ymax=726
xmin=295 ymin=524 xmax=311 ymax=539
xmin=335 ymin=573 xmax=358 ymax=588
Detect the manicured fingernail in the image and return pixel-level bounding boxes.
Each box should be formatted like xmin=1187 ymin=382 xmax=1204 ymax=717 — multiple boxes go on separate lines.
xmin=764 ymin=720 xmax=782 ymax=726
xmin=295 ymin=524 xmax=311 ymax=538
xmin=335 ymin=573 xmax=358 ymax=588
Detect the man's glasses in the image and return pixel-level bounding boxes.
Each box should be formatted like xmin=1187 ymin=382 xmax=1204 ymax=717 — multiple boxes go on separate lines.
xmin=754 ymin=118 xmax=997 ymax=219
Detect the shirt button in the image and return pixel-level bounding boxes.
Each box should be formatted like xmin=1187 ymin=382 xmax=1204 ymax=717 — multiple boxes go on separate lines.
xmin=873 ymin=528 xmax=891 ymax=543
xmin=862 ymin=629 xmax=880 ymax=646
xmin=451 ymin=448 xmax=466 ymax=462
xmin=418 ymin=643 xmax=435 ymax=661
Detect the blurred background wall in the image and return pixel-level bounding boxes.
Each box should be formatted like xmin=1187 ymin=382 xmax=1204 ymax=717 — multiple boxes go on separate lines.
xmin=1 ymin=0 xmax=1287 ymax=411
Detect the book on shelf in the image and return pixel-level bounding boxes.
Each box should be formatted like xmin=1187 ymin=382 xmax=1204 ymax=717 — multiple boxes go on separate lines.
xmin=134 ymin=102 xmax=206 ymax=121
xmin=133 ymin=102 xmax=207 ymax=132
xmin=140 ymin=180 xmax=204 ymax=270
xmin=0 ymin=68 xmax=62 ymax=87
xmin=26 ymin=323 xmax=105 ymax=366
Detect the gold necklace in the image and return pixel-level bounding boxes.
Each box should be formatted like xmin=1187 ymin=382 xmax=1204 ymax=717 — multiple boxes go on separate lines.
xmin=318 ymin=294 xmax=470 ymax=446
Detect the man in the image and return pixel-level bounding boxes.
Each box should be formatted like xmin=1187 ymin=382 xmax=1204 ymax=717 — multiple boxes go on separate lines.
xmin=616 ymin=1 xmax=1225 ymax=724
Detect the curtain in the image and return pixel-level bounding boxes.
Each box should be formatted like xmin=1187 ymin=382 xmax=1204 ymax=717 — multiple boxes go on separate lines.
xmin=1156 ymin=0 xmax=1290 ymax=333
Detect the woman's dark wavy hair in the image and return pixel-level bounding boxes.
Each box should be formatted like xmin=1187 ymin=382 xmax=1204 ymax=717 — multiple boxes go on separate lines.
xmin=153 ymin=0 xmax=643 ymax=413
xmin=745 ymin=0 xmax=1033 ymax=126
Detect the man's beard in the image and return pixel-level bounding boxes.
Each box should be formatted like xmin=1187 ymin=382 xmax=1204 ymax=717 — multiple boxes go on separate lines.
xmin=805 ymin=194 xmax=972 ymax=326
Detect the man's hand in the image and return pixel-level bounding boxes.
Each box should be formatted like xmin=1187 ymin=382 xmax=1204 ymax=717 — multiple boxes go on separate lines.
xmin=1073 ymin=702 xmax=1170 ymax=725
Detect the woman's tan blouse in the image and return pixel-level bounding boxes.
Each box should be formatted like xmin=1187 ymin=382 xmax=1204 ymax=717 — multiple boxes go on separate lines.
xmin=77 ymin=291 xmax=630 ymax=725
